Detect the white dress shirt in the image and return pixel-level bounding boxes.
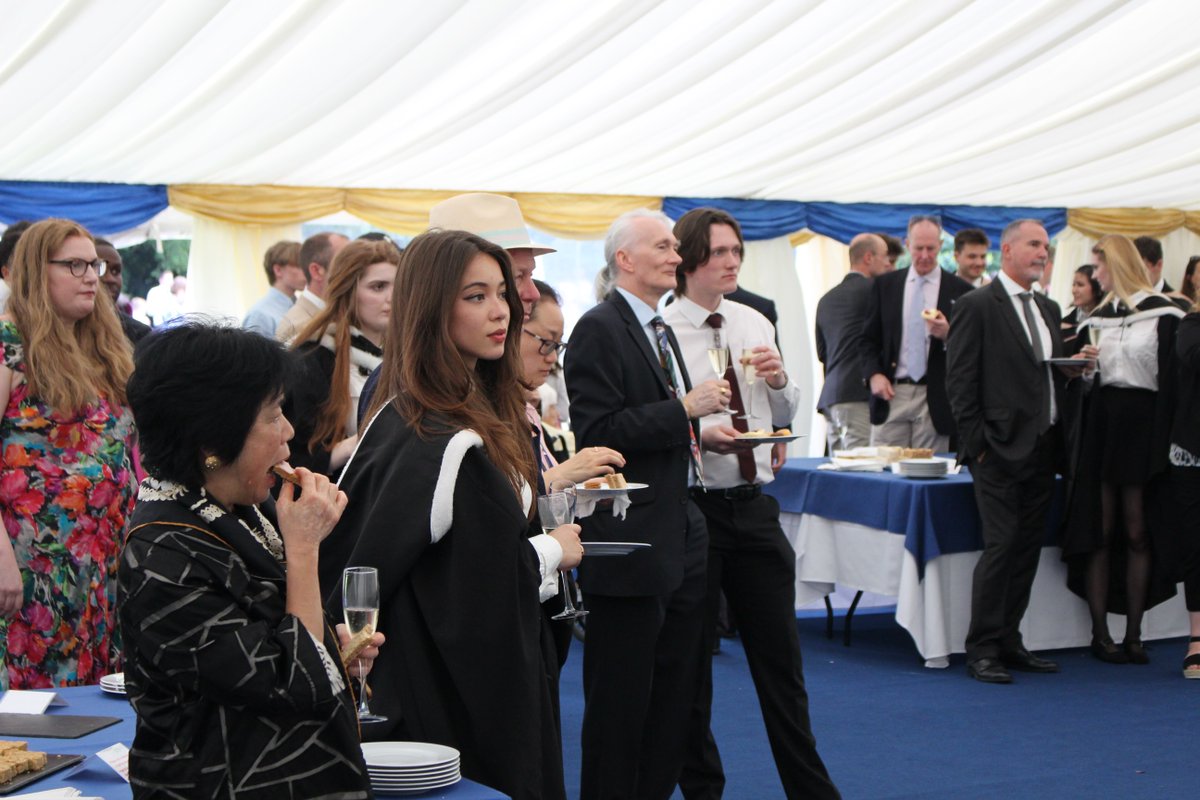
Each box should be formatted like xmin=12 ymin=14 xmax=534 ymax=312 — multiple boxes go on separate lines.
xmin=895 ymin=267 xmax=942 ymax=380
xmin=1094 ymin=291 xmax=1162 ymax=392
xmin=996 ymin=270 xmax=1057 ymax=424
xmin=662 ymin=295 xmax=800 ymax=488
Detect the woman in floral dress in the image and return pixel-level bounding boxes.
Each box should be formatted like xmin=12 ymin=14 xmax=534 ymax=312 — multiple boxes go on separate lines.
xmin=0 ymin=218 xmax=135 ymax=689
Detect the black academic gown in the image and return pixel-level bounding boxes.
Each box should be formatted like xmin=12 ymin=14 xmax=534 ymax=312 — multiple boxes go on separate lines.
xmin=321 ymin=405 xmax=565 ymax=800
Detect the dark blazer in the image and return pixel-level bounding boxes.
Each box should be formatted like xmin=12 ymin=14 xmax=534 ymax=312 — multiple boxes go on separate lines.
xmin=726 ymin=286 xmax=777 ymax=327
xmin=860 ymin=268 xmax=975 ymax=433
xmin=945 ymin=277 xmax=1067 ymax=464
xmin=815 ymin=272 xmax=871 ymax=413
xmin=564 ymin=290 xmax=698 ymax=597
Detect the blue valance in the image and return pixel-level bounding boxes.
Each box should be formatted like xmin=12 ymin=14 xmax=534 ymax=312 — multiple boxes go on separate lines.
xmin=0 ymin=181 xmax=168 ymax=235
xmin=662 ymin=197 xmax=1068 ymax=244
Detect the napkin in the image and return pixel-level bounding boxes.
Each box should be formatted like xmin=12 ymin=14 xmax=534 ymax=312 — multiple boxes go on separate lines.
xmin=576 ymin=492 xmax=631 ymax=520
xmin=10 ymin=790 xmax=102 ymax=799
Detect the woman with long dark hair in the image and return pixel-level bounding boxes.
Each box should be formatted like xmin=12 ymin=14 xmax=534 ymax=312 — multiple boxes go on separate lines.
xmin=1060 ymin=263 xmax=1101 ymax=355
xmin=321 ymin=229 xmax=581 ymax=800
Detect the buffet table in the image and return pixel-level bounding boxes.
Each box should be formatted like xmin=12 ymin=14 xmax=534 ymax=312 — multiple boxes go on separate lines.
xmin=1 ymin=685 xmax=505 ymax=798
xmin=767 ymin=458 xmax=1189 ymax=666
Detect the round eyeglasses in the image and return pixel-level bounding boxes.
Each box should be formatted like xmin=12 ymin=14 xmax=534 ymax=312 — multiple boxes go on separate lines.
xmin=49 ymin=258 xmax=107 ymax=277
xmin=523 ymin=328 xmax=567 ymax=356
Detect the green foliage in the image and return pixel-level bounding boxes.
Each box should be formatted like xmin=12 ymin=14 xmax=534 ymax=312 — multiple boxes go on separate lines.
xmin=117 ymin=240 xmax=190 ymax=298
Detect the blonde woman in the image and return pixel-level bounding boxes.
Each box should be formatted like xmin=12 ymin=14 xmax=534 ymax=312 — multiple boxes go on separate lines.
xmin=0 ymin=218 xmax=135 ymax=689
xmin=1063 ymin=234 xmax=1185 ymax=664
xmin=285 ymin=238 xmax=401 ymax=476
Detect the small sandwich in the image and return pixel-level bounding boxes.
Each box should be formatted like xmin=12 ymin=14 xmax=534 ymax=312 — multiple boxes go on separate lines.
xmin=773 ymin=428 xmax=792 ymax=437
xmin=271 ymin=462 xmax=301 ymax=485
xmin=582 ymin=478 xmax=605 ymax=489
xmin=604 ymin=473 xmax=628 ymax=489
xmin=921 ymin=309 xmax=940 ymax=321
xmin=901 ymin=448 xmax=935 ymax=459
xmin=340 ymin=625 xmax=375 ymax=667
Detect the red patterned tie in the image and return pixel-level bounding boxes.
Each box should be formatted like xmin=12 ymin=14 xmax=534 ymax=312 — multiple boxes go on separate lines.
xmin=706 ymin=313 xmax=757 ymax=484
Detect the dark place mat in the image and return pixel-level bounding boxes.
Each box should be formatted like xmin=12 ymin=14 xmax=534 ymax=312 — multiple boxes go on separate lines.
xmin=0 ymin=713 xmax=120 ymax=739
xmin=0 ymin=753 xmax=85 ymax=795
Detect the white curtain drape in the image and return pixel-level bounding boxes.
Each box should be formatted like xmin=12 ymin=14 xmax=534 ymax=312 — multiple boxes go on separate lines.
xmin=186 ymin=216 xmax=301 ymax=322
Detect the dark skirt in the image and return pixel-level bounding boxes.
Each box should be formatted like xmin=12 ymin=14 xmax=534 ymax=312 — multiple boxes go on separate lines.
xmin=1088 ymin=386 xmax=1157 ymax=485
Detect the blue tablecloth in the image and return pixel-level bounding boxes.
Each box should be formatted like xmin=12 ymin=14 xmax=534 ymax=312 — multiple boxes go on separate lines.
xmin=4 ymin=685 xmax=506 ymax=798
xmin=765 ymin=458 xmax=1063 ymax=573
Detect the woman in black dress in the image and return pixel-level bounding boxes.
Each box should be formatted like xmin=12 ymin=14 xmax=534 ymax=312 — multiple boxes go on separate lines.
xmin=286 ymin=238 xmax=400 ymax=477
xmin=1063 ymin=234 xmax=1185 ymax=664
xmin=1169 ymin=304 xmax=1200 ymax=677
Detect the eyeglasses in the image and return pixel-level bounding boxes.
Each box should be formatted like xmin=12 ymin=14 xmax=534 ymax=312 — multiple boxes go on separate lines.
xmin=49 ymin=258 xmax=107 ymax=277
xmin=524 ymin=328 xmax=567 ymax=356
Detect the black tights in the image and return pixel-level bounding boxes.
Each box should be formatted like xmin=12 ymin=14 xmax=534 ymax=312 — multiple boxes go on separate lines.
xmin=1086 ymin=482 xmax=1150 ymax=642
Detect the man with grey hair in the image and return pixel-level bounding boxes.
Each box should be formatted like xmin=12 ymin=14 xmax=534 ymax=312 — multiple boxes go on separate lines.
xmin=860 ymin=215 xmax=973 ymax=451
xmin=565 ymin=208 xmax=729 ymax=800
xmin=947 ymin=218 xmax=1071 ymax=684
xmin=275 ymin=231 xmax=349 ymax=342
xmin=815 ymin=233 xmax=890 ymax=451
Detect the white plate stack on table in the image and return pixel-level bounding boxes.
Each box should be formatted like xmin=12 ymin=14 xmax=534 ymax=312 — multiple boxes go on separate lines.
xmin=893 ymin=458 xmax=950 ymax=479
xmin=99 ymin=673 xmax=125 ymax=696
xmin=360 ymin=741 xmax=461 ymax=796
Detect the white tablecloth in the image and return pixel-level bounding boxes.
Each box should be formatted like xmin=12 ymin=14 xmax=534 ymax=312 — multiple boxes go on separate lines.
xmin=781 ymin=511 xmax=1190 ymax=666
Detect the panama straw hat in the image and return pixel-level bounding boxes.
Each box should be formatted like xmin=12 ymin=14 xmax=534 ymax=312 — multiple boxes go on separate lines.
xmin=428 ymin=193 xmax=555 ymax=256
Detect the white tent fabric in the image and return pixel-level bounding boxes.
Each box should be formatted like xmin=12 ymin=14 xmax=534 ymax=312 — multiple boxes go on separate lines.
xmin=0 ymin=0 xmax=1198 ymax=208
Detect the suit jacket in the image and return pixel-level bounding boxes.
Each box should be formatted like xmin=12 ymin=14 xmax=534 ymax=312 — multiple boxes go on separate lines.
xmin=815 ymin=272 xmax=871 ymax=412
xmin=563 ymin=290 xmax=699 ymax=597
xmin=860 ymin=268 xmax=975 ymax=433
xmin=725 ymin=286 xmax=777 ymax=327
xmin=945 ymin=278 xmax=1067 ymax=464
xmin=275 ymin=292 xmax=321 ymax=343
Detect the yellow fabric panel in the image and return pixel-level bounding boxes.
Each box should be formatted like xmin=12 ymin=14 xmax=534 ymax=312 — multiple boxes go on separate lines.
xmin=1066 ymin=208 xmax=1190 ymax=238
xmin=511 ymin=193 xmax=662 ymax=239
xmin=169 ymin=185 xmax=344 ymax=225
xmin=788 ymin=229 xmax=816 ymax=247
xmin=343 ymin=189 xmax=462 ymax=235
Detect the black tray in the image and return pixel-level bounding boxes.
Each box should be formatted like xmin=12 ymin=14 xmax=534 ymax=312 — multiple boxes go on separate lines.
xmin=0 ymin=753 xmax=85 ymax=794
xmin=0 ymin=713 xmax=120 ymax=739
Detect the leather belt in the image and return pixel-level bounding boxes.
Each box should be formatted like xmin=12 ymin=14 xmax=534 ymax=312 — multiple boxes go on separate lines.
xmin=691 ymin=484 xmax=762 ymax=501
xmin=894 ymin=377 xmax=926 ymax=385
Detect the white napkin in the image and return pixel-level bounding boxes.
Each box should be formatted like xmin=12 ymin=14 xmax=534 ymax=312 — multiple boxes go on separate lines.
xmin=821 ymin=458 xmax=887 ymax=472
xmin=10 ymin=790 xmax=101 ymax=799
xmin=576 ymin=492 xmax=631 ymax=520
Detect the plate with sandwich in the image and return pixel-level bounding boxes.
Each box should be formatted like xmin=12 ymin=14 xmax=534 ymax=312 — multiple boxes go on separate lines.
xmin=733 ymin=427 xmax=804 ymax=444
xmin=576 ymin=474 xmax=648 ymax=496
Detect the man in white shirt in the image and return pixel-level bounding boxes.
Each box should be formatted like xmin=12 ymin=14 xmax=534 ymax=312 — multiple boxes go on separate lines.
xmin=275 ymin=232 xmax=349 ymax=343
xmin=665 ymin=208 xmax=839 ymax=800
xmin=954 ymin=228 xmax=991 ymax=288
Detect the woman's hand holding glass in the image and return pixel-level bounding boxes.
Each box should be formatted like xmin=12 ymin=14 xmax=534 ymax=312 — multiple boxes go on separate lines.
xmin=335 ymin=623 xmax=385 ymax=679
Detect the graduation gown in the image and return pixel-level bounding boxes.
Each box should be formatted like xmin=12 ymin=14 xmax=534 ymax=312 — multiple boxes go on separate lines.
xmin=118 ymin=480 xmax=369 ymax=799
xmin=321 ymin=404 xmax=565 ymax=800
xmin=1061 ymin=296 xmax=1184 ymax=612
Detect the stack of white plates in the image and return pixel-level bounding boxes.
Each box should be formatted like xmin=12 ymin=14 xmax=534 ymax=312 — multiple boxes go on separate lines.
xmin=896 ymin=458 xmax=949 ymax=479
xmin=99 ymin=672 xmax=126 ymax=695
xmin=361 ymin=741 xmax=461 ymax=796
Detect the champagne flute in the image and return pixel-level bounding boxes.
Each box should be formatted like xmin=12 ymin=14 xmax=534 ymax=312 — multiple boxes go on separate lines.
xmin=1086 ymin=325 xmax=1101 ymax=372
xmin=830 ymin=407 xmax=849 ymax=453
xmin=738 ymin=347 xmax=757 ymax=420
xmin=707 ymin=328 xmax=734 ymax=414
xmin=342 ymin=566 xmax=386 ymax=723
xmin=540 ymin=479 xmax=587 ymax=620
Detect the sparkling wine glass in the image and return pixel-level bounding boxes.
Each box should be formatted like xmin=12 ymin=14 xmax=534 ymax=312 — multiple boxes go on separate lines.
xmin=738 ymin=347 xmax=758 ymax=420
xmin=830 ymin=407 xmax=849 ymax=453
xmin=540 ymin=480 xmax=587 ymax=620
xmin=1087 ymin=325 xmax=1101 ymax=372
xmin=342 ymin=566 xmax=386 ymax=723
xmin=707 ymin=328 xmax=734 ymax=414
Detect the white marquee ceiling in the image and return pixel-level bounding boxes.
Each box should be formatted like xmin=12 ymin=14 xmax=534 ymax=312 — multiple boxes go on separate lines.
xmin=2 ymin=0 xmax=1198 ymax=208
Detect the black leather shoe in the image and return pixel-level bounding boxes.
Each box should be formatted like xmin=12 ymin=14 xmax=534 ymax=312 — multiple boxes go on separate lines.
xmin=1123 ymin=639 xmax=1150 ymax=665
xmin=967 ymin=657 xmax=1013 ymax=684
xmin=1091 ymin=636 xmax=1129 ymax=664
xmin=1000 ymin=646 xmax=1059 ymax=673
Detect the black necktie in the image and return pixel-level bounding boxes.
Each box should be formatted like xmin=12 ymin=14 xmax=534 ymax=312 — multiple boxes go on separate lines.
xmin=706 ymin=313 xmax=757 ymax=484
xmin=1019 ymin=292 xmax=1051 ymax=434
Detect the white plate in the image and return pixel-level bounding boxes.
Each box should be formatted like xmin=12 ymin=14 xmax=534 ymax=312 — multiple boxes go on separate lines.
xmin=370 ymin=770 xmax=461 ymax=786
xmin=99 ymin=685 xmax=127 ymax=696
xmin=1046 ymin=357 xmax=1095 ymax=367
xmin=575 ymin=482 xmax=648 ymax=496
xmin=374 ymin=776 xmax=461 ymax=796
xmin=369 ymin=765 xmax=460 ymax=779
xmin=733 ymin=434 xmax=804 ymax=444
xmin=361 ymin=741 xmax=460 ymax=769
xmin=581 ymin=542 xmax=652 ymax=557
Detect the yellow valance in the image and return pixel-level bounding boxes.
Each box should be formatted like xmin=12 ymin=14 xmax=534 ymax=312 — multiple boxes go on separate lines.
xmin=1067 ymin=208 xmax=1200 ymax=238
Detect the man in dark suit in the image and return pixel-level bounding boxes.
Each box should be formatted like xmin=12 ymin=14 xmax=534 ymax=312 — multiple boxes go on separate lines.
xmin=1134 ymin=235 xmax=1174 ymax=293
xmin=94 ymin=238 xmax=151 ymax=344
xmin=947 ymin=218 xmax=1076 ymax=684
xmin=815 ymin=233 xmax=890 ymax=451
xmin=860 ymin=215 xmax=974 ymax=451
xmin=564 ymin=209 xmax=729 ymax=800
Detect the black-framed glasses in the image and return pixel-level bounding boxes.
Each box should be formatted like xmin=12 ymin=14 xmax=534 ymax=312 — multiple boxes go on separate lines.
xmin=49 ymin=258 xmax=107 ymax=277
xmin=524 ymin=328 xmax=567 ymax=356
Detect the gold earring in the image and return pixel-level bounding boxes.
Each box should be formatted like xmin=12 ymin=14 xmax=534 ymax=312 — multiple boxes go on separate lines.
xmin=203 ymin=454 xmax=221 ymax=471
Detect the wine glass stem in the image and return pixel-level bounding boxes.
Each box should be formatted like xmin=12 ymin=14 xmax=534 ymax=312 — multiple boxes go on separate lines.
xmin=560 ymin=573 xmax=576 ymax=613
xmin=357 ymin=663 xmax=370 ymax=716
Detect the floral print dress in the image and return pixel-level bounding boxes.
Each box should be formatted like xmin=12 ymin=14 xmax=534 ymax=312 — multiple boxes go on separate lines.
xmin=0 ymin=321 xmax=135 ymax=689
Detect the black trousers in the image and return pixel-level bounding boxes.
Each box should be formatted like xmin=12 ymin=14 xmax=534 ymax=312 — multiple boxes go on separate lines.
xmin=965 ymin=431 xmax=1057 ymax=661
xmin=579 ymin=501 xmax=709 ymax=800
xmin=1169 ymin=467 xmax=1200 ymax=611
xmin=679 ymin=490 xmax=840 ymax=800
